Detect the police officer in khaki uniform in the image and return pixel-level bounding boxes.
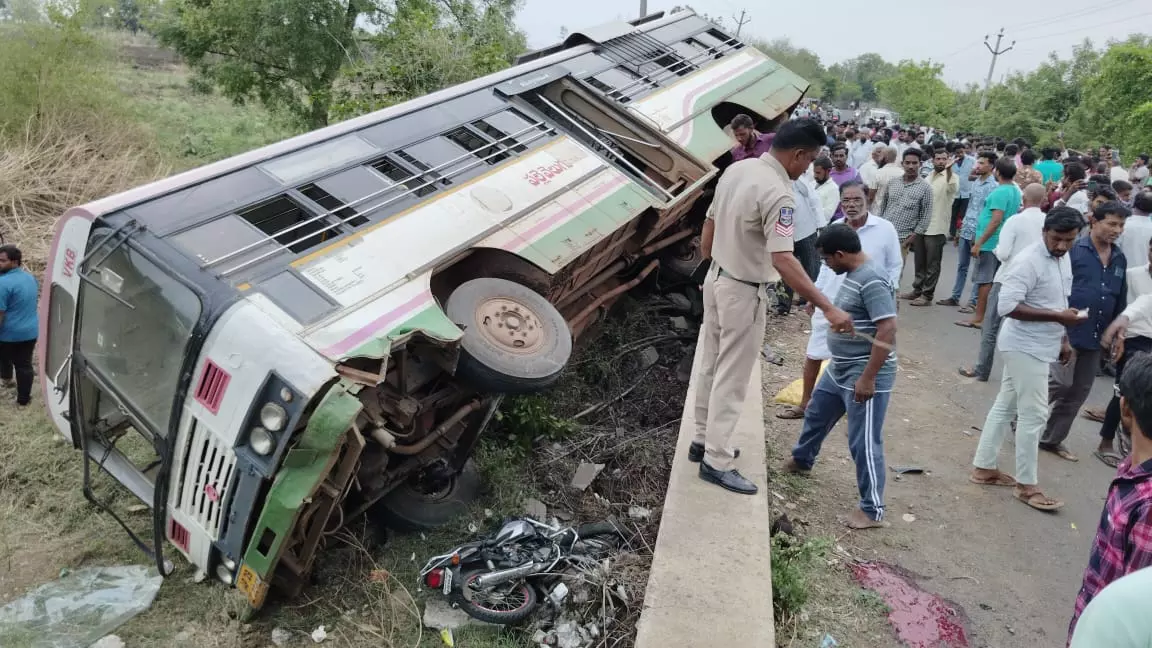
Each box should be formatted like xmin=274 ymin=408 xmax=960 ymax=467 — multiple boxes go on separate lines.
xmin=691 ymin=119 xmax=854 ymax=494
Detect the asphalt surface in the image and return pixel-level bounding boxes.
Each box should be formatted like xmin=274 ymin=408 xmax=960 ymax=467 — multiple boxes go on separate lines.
xmin=889 ymin=239 xmax=1116 ymax=647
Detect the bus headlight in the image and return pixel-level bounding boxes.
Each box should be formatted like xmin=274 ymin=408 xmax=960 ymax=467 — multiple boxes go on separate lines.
xmin=249 ymin=427 xmax=275 ymax=455
xmin=260 ymin=403 xmax=288 ymax=432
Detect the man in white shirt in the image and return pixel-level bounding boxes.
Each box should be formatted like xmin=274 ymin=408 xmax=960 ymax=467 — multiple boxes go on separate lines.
xmin=1111 ymin=158 xmax=1131 ymax=183
xmin=1130 ymin=154 xmax=1150 ymax=186
xmin=1118 ymin=191 xmax=1152 ymax=267
xmin=960 ymin=184 xmax=1057 ymax=380
xmin=857 ymin=145 xmax=884 ymax=203
xmin=970 ymin=206 xmax=1085 ymax=512
xmin=848 ymin=129 xmax=874 ymax=169
xmin=810 ymin=156 xmax=840 ymax=225
xmin=1095 ymin=236 xmax=1152 ymax=465
xmin=777 ymin=180 xmax=903 ymax=419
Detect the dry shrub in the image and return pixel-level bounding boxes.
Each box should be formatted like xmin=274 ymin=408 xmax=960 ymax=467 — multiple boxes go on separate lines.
xmin=0 ymin=116 xmax=167 ymax=273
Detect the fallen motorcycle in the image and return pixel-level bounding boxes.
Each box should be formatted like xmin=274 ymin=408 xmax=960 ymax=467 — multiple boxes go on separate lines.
xmin=419 ymin=517 xmax=624 ymax=624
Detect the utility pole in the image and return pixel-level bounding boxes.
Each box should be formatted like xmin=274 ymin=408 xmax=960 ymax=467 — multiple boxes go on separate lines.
xmin=731 ymin=9 xmax=750 ymax=37
xmin=639 ymin=0 xmax=646 ymax=18
xmin=979 ymin=28 xmax=1015 ymax=111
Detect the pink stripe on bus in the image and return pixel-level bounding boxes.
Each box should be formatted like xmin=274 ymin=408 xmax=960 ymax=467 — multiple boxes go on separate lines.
xmin=512 ymin=175 xmax=629 ymax=249
xmin=673 ymin=56 xmax=766 ymax=145
xmin=320 ymin=290 xmax=433 ymax=357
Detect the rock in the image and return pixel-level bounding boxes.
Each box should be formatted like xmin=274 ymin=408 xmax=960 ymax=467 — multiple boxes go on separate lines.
xmin=91 ymin=636 xmax=125 ymax=648
xmin=555 ymin=622 xmax=583 ymax=648
xmin=175 ymin=630 xmax=192 ymax=642
xmin=636 ymin=346 xmax=660 ymax=369
xmin=902 ymin=513 xmax=916 ymax=523
xmin=310 ymin=625 xmax=327 ymax=643
xmin=271 ymin=627 xmax=293 ymax=647
xmin=675 ymin=355 xmax=694 ymax=383
xmin=666 ymin=292 xmax=692 ymax=313
xmin=423 ymin=598 xmax=495 ymax=630
xmin=554 ymin=510 xmax=574 ymax=522
xmin=668 ymin=316 xmax=690 ymax=331
xmin=570 ymin=462 xmax=605 ymax=491
xmin=532 ymin=629 xmax=548 ymax=644
xmin=627 ymin=505 xmax=651 ymax=520
xmin=524 ymin=498 xmax=548 ymax=520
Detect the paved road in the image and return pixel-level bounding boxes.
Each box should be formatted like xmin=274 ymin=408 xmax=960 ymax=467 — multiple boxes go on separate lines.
xmin=887 ymin=240 xmax=1115 ymax=647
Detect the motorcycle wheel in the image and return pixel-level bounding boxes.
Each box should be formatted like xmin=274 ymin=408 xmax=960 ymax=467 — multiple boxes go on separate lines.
xmin=451 ymin=571 xmax=538 ymax=625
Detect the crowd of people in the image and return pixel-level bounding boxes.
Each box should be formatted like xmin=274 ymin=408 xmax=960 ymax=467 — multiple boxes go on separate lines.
xmin=697 ymin=113 xmax=1152 ymax=645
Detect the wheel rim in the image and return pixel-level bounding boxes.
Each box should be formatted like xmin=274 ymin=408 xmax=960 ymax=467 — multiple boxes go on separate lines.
xmin=465 ymin=575 xmax=532 ymax=613
xmin=474 ymin=296 xmax=546 ymax=355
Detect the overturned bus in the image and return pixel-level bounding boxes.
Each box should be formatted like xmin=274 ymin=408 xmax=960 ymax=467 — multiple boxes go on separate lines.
xmin=37 ymin=9 xmax=807 ymax=610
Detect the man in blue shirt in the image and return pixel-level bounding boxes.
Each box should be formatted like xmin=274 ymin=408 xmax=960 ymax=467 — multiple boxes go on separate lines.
xmin=1039 ymin=202 xmax=1129 ymax=461
xmin=0 ymin=245 xmax=39 ymax=407
xmin=948 ymin=141 xmax=977 ymax=240
xmin=940 ymin=151 xmax=998 ymax=309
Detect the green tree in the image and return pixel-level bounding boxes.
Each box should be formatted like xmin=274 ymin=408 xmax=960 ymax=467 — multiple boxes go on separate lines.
xmin=331 ymin=0 xmax=525 ymax=120
xmin=154 ymin=0 xmax=384 ymax=129
xmin=1078 ymin=41 xmax=1152 ymax=158
xmin=829 ymin=53 xmax=897 ymax=103
xmin=875 ymin=60 xmax=954 ymax=125
xmin=746 ymin=36 xmax=825 ymax=95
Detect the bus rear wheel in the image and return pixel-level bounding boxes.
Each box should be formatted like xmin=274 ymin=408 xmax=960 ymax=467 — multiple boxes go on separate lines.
xmin=376 ymin=460 xmax=482 ymax=531
xmin=445 ymin=278 xmax=572 ymax=394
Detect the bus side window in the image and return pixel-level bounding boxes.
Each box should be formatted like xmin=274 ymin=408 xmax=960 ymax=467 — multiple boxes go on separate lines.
xmin=46 ymin=283 xmax=76 ymax=387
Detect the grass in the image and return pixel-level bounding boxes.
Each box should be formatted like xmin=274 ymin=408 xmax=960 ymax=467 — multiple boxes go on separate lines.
xmin=112 ymin=64 xmax=299 ymax=172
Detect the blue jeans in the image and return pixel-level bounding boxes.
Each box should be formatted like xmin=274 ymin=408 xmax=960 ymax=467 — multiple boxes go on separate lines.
xmin=791 ymin=373 xmax=891 ymax=521
xmin=950 ymin=237 xmax=978 ymax=305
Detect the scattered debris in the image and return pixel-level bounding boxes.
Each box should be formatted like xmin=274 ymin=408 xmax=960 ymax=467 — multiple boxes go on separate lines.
xmin=439 ymin=628 xmax=455 ymax=646
xmin=310 ymin=625 xmax=327 ymax=643
xmin=978 ymin=603 xmax=992 ymax=611
xmin=570 ymin=462 xmax=605 ymax=491
xmin=126 ymin=504 xmax=149 ymax=513
xmin=770 ymin=514 xmax=795 ymax=537
xmin=666 ymin=292 xmax=692 ymax=313
xmin=423 ymin=598 xmax=496 ymax=631
xmin=0 ymin=565 xmax=162 ymax=648
xmin=90 ymin=636 xmax=125 ymax=648
xmin=636 ymin=346 xmax=660 ymax=369
xmin=368 ymin=569 xmax=390 ymax=583
xmin=890 ymin=466 xmax=926 ymax=475
xmin=668 ymin=315 xmax=690 ymax=331
xmin=525 ymin=497 xmax=549 ymax=520
xmin=902 ymin=513 xmax=917 ymax=523
xmin=271 ymin=627 xmax=293 ymax=646
xmin=761 ymin=343 xmax=785 ymax=366
xmin=484 ymin=508 xmax=494 ymax=518
xmin=820 ymin=634 xmax=839 ymax=648
xmin=627 ymin=505 xmax=652 ymax=520
xmin=554 ymin=621 xmax=583 ymax=648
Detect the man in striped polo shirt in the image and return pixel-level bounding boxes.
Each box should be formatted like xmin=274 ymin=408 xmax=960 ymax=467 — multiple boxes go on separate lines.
xmin=782 ymin=224 xmax=899 ymax=530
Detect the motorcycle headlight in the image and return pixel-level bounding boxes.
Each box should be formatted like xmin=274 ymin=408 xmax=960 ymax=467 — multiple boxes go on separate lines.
xmin=249 ymin=427 xmax=275 ymax=455
xmin=260 ymin=403 xmax=288 ymax=432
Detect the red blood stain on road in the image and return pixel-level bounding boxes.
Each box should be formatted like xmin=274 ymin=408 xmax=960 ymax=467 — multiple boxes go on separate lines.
xmin=852 ymin=562 xmax=970 ymax=648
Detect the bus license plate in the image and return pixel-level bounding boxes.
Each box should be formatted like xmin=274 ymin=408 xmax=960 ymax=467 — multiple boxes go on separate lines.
xmin=236 ymin=565 xmax=269 ymax=609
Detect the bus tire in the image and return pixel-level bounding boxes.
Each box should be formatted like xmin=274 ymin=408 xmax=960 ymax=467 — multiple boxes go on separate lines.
xmin=663 ymin=236 xmax=704 ymax=278
xmin=377 ymin=460 xmax=482 ymax=531
xmin=445 ymin=278 xmax=572 ymax=394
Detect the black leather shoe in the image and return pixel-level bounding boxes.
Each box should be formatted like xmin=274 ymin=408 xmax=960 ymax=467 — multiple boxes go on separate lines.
xmin=698 ymin=462 xmax=758 ymax=495
xmin=688 ymin=442 xmax=740 ymax=463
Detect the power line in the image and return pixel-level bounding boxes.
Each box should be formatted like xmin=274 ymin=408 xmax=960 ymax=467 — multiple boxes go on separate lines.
xmin=1015 ymin=10 xmax=1152 ymax=44
xmin=1012 ymin=0 xmax=1140 ymax=32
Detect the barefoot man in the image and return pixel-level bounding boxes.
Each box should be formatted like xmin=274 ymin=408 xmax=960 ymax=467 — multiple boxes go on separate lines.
xmin=970 ymin=207 xmax=1087 ymax=512
xmin=783 ymin=224 xmax=899 ymax=529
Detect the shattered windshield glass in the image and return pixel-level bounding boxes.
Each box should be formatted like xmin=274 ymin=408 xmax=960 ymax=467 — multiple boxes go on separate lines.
xmin=79 ymin=231 xmax=201 ymax=435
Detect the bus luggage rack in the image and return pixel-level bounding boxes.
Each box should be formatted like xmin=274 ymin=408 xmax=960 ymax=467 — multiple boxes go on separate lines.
xmin=599 ymin=34 xmax=743 ymax=103
xmin=207 ymin=121 xmax=558 ymax=278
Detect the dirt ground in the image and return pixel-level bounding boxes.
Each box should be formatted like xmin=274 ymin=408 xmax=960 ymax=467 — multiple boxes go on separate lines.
xmin=760 ymin=243 xmax=1115 ymax=648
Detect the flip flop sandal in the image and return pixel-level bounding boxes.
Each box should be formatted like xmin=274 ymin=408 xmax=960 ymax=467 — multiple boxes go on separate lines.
xmin=1043 ymin=446 xmax=1079 ymax=462
xmin=838 ymin=515 xmax=891 ymax=530
xmin=954 ymin=321 xmax=981 ymax=329
xmin=969 ymin=472 xmax=1017 ymax=487
xmin=1081 ymin=408 xmax=1107 ymax=423
xmin=1015 ymin=490 xmax=1064 ymax=512
xmin=1093 ymin=450 xmax=1122 ymax=468
xmin=775 ymin=405 xmax=806 ymax=420
xmin=958 ymin=305 xmax=976 ymax=314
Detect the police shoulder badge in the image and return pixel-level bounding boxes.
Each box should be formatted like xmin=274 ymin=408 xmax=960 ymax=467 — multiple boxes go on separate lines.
xmin=775 ymin=206 xmax=795 ymax=237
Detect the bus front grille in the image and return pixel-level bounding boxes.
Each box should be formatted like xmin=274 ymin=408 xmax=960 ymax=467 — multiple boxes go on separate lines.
xmin=176 ymin=420 xmax=237 ymax=538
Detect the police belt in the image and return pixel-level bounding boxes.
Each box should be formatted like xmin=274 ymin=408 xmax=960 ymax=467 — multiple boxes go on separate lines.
xmin=714 ymin=264 xmax=766 ymax=289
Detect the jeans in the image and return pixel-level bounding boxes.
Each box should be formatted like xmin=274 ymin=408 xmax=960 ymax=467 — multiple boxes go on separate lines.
xmin=1100 ymin=337 xmax=1152 ymax=441
xmin=950 ymin=237 xmax=978 ymax=306
xmin=791 ymin=373 xmax=890 ymax=521
xmin=911 ymin=233 xmax=946 ymax=300
xmin=973 ymin=350 xmax=1049 ymax=485
xmin=1041 ymin=348 xmax=1103 ymax=448
xmin=973 ymin=283 xmax=1005 ymax=380
xmin=776 ymin=233 xmax=820 ymax=313
xmin=0 ymin=338 xmax=36 ymax=405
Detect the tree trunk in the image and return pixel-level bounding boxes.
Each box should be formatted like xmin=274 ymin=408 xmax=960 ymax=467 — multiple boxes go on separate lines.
xmin=308 ymin=97 xmax=330 ymax=129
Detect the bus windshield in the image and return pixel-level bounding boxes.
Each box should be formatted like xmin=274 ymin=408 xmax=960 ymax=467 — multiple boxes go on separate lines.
xmin=78 ymin=234 xmax=201 ymax=435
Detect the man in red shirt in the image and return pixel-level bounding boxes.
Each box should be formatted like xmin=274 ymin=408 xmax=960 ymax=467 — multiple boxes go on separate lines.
xmin=729 ymin=113 xmax=774 ymax=163
xmin=1068 ymin=353 xmax=1152 ymax=642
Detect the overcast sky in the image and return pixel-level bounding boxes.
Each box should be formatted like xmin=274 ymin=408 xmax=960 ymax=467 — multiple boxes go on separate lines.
xmin=515 ymin=0 xmax=1151 ymax=88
